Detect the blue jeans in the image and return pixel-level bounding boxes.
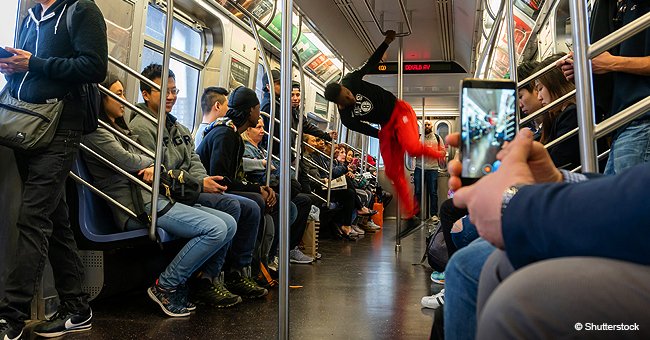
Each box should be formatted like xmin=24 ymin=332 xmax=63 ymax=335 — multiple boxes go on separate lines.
xmin=414 ymin=167 xmax=439 ymax=216
xmin=198 ymin=192 xmax=262 ymax=272
xmin=604 ymin=119 xmax=650 ymax=175
xmin=450 ymin=216 xmax=479 ymax=250
xmin=444 ymin=238 xmax=496 ymax=340
xmin=149 ymin=199 xmax=236 ymax=289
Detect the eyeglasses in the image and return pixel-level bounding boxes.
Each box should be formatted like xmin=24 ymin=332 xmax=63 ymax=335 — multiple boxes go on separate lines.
xmin=152 ymin=88 xmax=180 ymax=95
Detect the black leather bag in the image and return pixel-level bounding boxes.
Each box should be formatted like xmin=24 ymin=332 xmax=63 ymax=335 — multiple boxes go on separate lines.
xmin=159 ymin=169 xmax=201 ymax=206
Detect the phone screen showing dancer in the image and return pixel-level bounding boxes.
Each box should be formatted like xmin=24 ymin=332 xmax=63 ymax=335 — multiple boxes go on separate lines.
xmin=459 ymin=79 xmax=517 ymax=180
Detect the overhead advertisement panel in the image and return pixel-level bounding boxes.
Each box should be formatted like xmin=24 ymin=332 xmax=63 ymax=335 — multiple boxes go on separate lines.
xmin=258 ymin=13 xmax=342 ymax=84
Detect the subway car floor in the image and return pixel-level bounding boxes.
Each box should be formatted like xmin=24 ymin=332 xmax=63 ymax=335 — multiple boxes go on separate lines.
xmin=25 ymin=221 xmax=442 ymax=339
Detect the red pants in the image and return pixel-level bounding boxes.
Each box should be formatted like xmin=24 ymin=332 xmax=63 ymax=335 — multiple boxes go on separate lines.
xmin=379 ymin=100 xmax=444 ymax=218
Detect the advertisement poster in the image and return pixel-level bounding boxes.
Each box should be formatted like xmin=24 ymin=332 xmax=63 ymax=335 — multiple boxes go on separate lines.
xmin=258 ymin=13 xmax=342 ymax=83
xmin=491 ymin=12 xmax=533 ymax=79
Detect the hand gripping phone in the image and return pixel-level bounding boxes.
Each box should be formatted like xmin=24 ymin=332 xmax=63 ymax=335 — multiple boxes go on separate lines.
xmin=459 ymin=79 xmax=517 ymax=183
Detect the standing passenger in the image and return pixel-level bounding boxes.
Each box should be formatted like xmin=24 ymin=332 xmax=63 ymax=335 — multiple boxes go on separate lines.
xmin=0 ymin=0 xmax=107 ymax=338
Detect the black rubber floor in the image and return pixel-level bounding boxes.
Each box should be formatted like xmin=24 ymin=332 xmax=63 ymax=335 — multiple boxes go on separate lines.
xmin=26 ymin=222 xmax=442 ymax=339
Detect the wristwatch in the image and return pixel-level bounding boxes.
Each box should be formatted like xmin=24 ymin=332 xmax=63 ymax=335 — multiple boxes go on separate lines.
xmin=501 ymin=184 xmax=526 ymax=217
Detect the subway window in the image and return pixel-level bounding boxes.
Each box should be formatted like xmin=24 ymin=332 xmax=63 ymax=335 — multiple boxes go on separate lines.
xmin=140 ymin=47 xmax=200 ymax=129
xmin=0 ymin=3 xmax=19 ymax=89
xmin=145 ymin=5 xmax=203 ymax=60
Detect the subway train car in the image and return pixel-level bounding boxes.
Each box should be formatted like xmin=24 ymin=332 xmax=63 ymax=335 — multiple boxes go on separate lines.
xmin=1 ymin=0 xmax=649 ymax=339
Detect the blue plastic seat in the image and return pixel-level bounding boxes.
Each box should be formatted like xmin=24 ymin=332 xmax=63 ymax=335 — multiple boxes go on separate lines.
xmin=71 ymin=157 xmax=174 ymax=243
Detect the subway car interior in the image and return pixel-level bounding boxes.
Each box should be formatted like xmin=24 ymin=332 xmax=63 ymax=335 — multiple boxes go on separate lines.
xmin=1 ymin=0 xmax=649 ymax=339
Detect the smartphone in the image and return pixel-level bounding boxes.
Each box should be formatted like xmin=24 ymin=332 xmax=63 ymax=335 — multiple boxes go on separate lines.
xmin=217 ymin=176 xmax=232 ymax=187
xmin=459 ymin=79 xmax=517 ymax=182
xmin=0 ymin=47 xmax=13 ymax=59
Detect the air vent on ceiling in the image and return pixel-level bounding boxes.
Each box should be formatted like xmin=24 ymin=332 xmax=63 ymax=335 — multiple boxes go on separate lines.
xmin=436 ymin=0 xmax=454 ymax=61
xmin=334 ymin=0 xmax=376 ymax=55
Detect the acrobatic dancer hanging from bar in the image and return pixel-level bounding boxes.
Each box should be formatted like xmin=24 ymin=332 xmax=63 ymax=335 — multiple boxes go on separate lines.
xmin=324 ymin=30 xmax=445 ymax=239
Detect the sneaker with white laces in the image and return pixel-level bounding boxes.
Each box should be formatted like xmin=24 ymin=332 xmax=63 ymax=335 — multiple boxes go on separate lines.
xmin=33 ymin=305 xmax=92 ymax=337
xmin=366 ymin=220 xmax=381 ymax=230
xmin=351 ymin=225 xmax=366 ymax=235
xmin=0 ymin=319 xmax=23 ymax=340
xmin=289 ymin=247 xmax=314 ymax=264
xmin=421 ymin=289 xmax=445 ymax=309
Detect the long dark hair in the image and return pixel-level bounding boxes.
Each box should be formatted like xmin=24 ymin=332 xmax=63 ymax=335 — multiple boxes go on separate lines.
xmin=100 ymin=73 xmax=130 ymax=131
xmin=535 ymin=54 xmax=576 ymax=144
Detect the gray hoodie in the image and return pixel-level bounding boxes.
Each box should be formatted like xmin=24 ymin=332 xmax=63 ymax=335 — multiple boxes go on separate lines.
xmin=129 ymin=103 xmax=208 ymax=190
xmin=82 ymin=125 xmax=153 ymax=229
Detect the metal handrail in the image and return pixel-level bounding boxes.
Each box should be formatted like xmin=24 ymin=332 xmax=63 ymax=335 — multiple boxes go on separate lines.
xmin=475 ymin=0 xmax=505 ymax=78
xmin=362 ymin=0 xmax=412 ymax=37
xmin=517 ymin=54 xmax=570 ymax=89
xmin=265 ymin=131 xmax=299 ymax=154
xmin=543 ymin=127 xmax=578 ymax=150
xmin=108 ymin=55 xmax=161 ymax=92
xmin=506 ymin=0 xmax=517 ymax=82
xmin=260 ymin=111 xmax=300 ymax=135
xmin=519 ymin=89 xmax=576 ymax=126
xmin=97 ymin=120 xmax=155 ymax=159
xmin=303 ymin=141 xmax=332 ymax=160
xmin=303 ymin=154 xmax=330 ymax=174
xmin=69 ymin=172 xmax=139 ymax=219
xmin=251 ymin=19 xmax=277 ymax=188
xmin=80 ymin=144 xmax=152 ymax=193
xmin=98 ymin=84 xmax=158 ymax=126
xmin=594 ymin=95 xmax=650 ymax=139
xmin=590 ymin=12 xmax=650 ymax=58
xmin=148 ymin=0 xmax=175 ymax=241
xmin=571 ymin=149 xmax=610 ymax=173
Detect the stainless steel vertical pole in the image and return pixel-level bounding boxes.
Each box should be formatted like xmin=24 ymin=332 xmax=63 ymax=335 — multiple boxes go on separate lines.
xmin=395 ymin=22 xmax=404 ymax=252
xmin=149 ymin=0 xmax=174 ymax=240
xmin=506 ymin=0 xmax=517 ymax=82
xmin=569 ymin=0 xmax=598 ymax=171
xmin=419 ymin=97 xmax=426 ymax=221
xmin=279 ymin=1 xmax=293 ymax=338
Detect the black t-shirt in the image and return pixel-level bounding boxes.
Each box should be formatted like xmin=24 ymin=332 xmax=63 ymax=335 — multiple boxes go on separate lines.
xmin=611 ymin=1 xmax=650 ymax=118
xmin=339 ymin=42 xmax=397 ymax=138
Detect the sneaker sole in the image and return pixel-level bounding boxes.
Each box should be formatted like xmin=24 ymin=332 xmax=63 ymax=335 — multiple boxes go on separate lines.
xmin=431 ymin=279 xmax=445 ymax=285
xmin=34 ymin=325 xmax=91 ymax=338
xmin=193 ymin=296 xmax=243 ymax=308
xmin=147 ymin=287 xmax=191 ymax=317
xmin=289 ymin=259 xmax=313 ymax=264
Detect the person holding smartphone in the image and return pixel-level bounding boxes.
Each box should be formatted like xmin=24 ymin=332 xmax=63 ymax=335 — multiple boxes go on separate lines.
xmin=324 ymin=30 xmax=444 ymax=238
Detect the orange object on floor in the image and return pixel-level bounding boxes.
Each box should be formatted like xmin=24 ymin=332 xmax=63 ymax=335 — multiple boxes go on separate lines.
xmin=372 ymin=199 xmax=384 ymax=228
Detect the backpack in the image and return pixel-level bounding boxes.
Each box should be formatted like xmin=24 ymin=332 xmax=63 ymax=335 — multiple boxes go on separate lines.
xmin=159 ymin=168 xmax=202 ymax=206
xmin=424 ymin=219 xmax=448 ymax=272
xmin=66 ymin=0 xmax=101 ymax=134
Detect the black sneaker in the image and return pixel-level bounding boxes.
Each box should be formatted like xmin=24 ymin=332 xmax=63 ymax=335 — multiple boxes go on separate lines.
xmin=190 ymin=278 xmax=242 ymax=308
xmin=147 ymin=282 xmax=191 ymax=317
xmin=178 ymin=284 xmax=196 ymax=311
xmin=0 ymin=319 xmax=23 ymax=340
xmin=395 ymin=216 xmax=423 ymax=240
xmin=33 ymin=306 xmax=92 ymax=338
xmin=225 ymin=267 xmax=268 ymax=299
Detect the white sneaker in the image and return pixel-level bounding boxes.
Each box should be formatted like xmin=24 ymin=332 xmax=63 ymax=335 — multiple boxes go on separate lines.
xmin=367 ymin=220 xmax=381 ymax=230
xmin=421 ymin=289 xmax=445 ymax=309
xmin=289 ymin=248 xmax=314 ymax=264
xmin=352 ymin=225 xmax=365 ymax=235
xmin=268 ymin=256 xmax=279 ymax=272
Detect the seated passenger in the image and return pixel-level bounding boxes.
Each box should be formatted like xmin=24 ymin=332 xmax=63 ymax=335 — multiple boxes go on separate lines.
xmin=195 ymin=86 xmax=229 ymax=148
xmin=534 ymin=54 xmax=580 ymax=169
xmin=302 ymin=134 xmax=362 ymax=238
xmin=82 ymin=75 xmax=237 ymax=316
xmin=517 ymin=60 xmax=543 ymax=139
xmin=241 ymin=118 xmax=315 ymax=264
xmin=448 ymin=129 xmax=650 ymax=339
xmin=130 ymin=64 xmax=268 ymax=299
